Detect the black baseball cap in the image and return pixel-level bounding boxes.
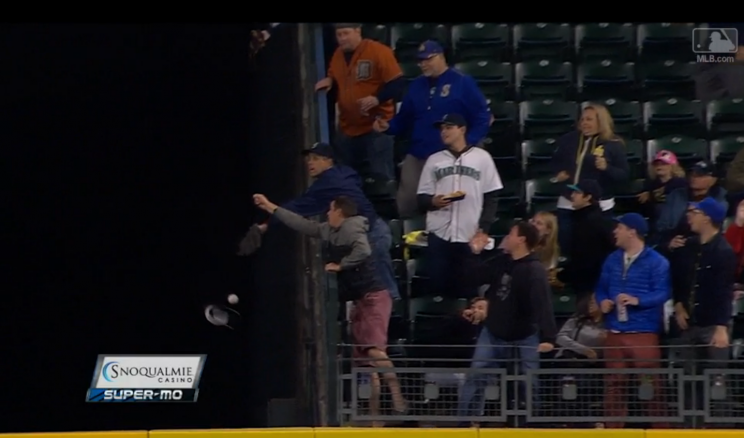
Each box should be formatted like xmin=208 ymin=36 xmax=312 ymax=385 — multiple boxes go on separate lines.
xmin=690 ymin=160 xmax=715 ymax=176
xmin=567 ymin=179 xmax=602 ymax=202
xmin=301 ymin=142 xmax=334 ymax=159
xmin=433 ymin=113 xmax=467 ymax=128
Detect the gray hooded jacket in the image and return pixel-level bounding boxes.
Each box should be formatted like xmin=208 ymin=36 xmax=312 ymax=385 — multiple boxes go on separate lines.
xmin=274 ymin=207 xmax=385 ymax=300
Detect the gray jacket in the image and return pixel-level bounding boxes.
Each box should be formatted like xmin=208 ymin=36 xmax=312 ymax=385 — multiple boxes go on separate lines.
xmin=274 ymin=208 xmax=384 ymax=299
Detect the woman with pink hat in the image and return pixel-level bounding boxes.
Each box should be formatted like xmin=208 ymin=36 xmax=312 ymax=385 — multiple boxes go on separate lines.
xmin=637 ymin=150 xmax=687 ymax=230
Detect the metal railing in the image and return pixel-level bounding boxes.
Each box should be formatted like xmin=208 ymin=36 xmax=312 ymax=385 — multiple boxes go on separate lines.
xmin=334 ymin=344 xmax=744 ymax=428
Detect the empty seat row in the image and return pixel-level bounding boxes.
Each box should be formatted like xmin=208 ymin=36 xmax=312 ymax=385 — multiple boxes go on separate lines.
xmin=363 ymin=22 xmax=703 ymax=63
xmin=485 ymin=98 xmax=744 ymax=141
xmin=399 ymin=58 xmax=700 ymax=102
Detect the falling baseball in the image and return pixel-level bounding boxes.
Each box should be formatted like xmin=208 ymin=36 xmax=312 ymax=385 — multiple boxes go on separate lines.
xmin=227 ymin=294 xmax=239 ymax=304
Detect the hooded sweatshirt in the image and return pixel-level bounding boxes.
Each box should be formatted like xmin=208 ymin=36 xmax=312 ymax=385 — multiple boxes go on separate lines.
xmin=464 ymin=251 xmax=557 ymax=343
xmin=273 ymin=207 xmax=384 ymax=301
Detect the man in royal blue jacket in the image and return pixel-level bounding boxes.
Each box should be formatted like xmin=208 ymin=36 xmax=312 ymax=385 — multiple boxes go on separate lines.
xmin=372 ymin=40 xmax=491 ymax=218
xmin=594 ymin=213 xmax=671 ymax=429
xmin=243 ymin=142 xmax=400 ymax=300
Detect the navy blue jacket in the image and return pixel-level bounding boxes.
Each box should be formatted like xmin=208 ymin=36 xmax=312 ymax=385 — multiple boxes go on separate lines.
xmin=273 ymin=165 xmax=379 ymax=225
xmin=653 ymin=185 xmax=728 ymax=247
xmin=387 ymin=68 xmax=491 ymax=160
xmin=671 ymin=233 xmax=736 ymax=327
xmin=551 ymin=131 xmax=629 ymax=199
xmin=595 ymin=246 xmax=670 ymax=334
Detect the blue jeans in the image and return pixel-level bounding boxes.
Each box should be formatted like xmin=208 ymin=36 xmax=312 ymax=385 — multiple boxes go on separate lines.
xmin=457 ymin=328 xmax=540 ymax=418
xmin=369 ymin=218 xmax=400 ymax=300
xmin=335 ymin=131 xmax=394 ymax=181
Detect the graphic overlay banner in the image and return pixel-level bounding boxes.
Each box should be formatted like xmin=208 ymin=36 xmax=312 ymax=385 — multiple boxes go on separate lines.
xmin=86 ymin=355 xmax=206 ymax=402
xmin=693 ymin=28 xmax=739 ymax=54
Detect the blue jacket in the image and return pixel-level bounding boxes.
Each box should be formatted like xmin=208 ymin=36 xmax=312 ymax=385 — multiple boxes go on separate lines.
xmin=273 ymin=165 xmax=379 ymax=225
xmin=388 ymin=68 xmax=491 ymax=159
xmin=551 ymin=131 xmax=629 ymax=199
xmin=653 ymin=185 xmax=728 ymax=246
xmin=595 ymin=246 xmax=671 ymax=334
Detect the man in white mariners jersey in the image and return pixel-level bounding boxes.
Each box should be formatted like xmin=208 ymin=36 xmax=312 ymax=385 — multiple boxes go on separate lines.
xmin=417 ymin=113 xmax=503 ymax=298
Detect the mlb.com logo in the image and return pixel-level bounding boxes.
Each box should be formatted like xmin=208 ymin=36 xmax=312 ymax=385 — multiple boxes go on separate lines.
xmin=87 ymin=354 xmax=206 ymax=403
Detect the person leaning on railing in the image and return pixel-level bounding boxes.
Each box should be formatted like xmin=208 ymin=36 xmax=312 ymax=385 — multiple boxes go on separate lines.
xmin=593 ymin=213 xmax=671 ymax=429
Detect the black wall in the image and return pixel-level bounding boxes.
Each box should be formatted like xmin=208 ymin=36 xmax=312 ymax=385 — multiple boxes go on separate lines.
xmin=4 ymin=24 xmax=302 ymax=432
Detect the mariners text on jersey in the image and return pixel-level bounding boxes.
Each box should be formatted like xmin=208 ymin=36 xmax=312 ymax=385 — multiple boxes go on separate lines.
xmin=434 ymin=165 xmax=481 ymax=181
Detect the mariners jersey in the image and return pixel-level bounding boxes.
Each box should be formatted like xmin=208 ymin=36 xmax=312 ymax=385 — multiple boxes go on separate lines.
xmin=417 ymin=147 xmax=503 ymax=242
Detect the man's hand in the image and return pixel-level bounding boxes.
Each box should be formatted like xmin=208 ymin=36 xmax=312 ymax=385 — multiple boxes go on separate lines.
xmin=537 ymin=343 xmax=554 ymax=353
xmin=553 ymin=171 xmax=570 ymax=182
xmin=600 ymin=299 xmax=615 ymax=314
xmin=324 ymin=263 xmax=341 ymax=272
xmin=469 ymin=230 xmax=490 ymax=254
xmin=315 ymin=77 xmax=332 ymax=92
xmin=583 ymin=349 xmax=598 ymax=359
xmin=616 ymin=293 xmax=639 ymax=306
xmin=432 ymin=194 xmax=451 ymax=209
xmin=253 ymin=194 xmax=278 ymax=213
xmin=674 ymin=302 xmax=689 ymax=330
xmin=358 ymin=96 xmax=379 ymax=113
xmin=734 ymin=289 xmax=744 ymax=301
xmin=637 ymin=191 xmax=650 ymax=204
xmin=595 ymin=156 xmax=607 ymax=170
xmin=669 ymin=235 xmax=686 ymax=249
xmin=712 ymin=326 xmax=729 ymax=348
xmin=257 ymin=223 xmax=268 ymax=233
xmin=372 ymin=118 xmax=389 ymax=132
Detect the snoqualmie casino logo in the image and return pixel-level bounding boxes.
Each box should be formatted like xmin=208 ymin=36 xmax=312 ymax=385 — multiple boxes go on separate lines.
xmin=102 ymin=361 xmax=195 ymax=384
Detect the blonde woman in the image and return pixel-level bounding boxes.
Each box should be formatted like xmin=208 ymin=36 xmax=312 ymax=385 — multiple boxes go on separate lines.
xmin=550 ymin=104 xmax=629 ymax=252
xmin=637 ymin=150 xmax=687 ymax=230
xmin=530 ymin=211 xmax=564 ymax=288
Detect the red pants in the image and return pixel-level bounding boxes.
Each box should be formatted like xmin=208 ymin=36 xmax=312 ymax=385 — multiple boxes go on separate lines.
xmin=604 ymin=332 xmax=669 ymax=429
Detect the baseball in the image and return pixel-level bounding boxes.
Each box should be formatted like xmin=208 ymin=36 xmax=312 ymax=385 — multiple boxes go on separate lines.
xmin=227 ymin=294 xmax=239 ymax=304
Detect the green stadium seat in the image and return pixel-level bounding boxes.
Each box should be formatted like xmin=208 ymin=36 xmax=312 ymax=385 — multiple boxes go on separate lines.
xmin=576 ymin=59 xmax=636 ymax=101
xmin=409 ymin=296 xmax=468 ymax=320
xmin=391 ymin=23 xmax=451 ymax=62
xmin=497 ymin=180 xmax=522 ymax=213
xmin=513 ymin=23 xmax=572 ymax=61
xmin=575 ymin=23 xmax=635 ymax=61
xmin=614 ymin=179 xmax=646 ymax=214
xmin=520 ymin=99 xmax=578 ymax=139
xmin=647 ymin=135 xmax=709 ymax=168
xmin=639 ymin=60 xmax=696 ymax=100
xmin=515 ymin=59 xmax=573 ymax=100
xmin=399 ymin=62 xmax=419 ymax=94
xmin=625 ymin=138 xmax=646 ymax=179
xmin=486 ymin=100 xmax=518 ymax=146
xmin=362 ymin=24 xmax=390 ymax=45
xmin=454 ymin=60 xmax=513 ymax=100
xmin=707 ymin=98 xmax=744 ymax=139
xmin=452 ymin=23 xmax=511 ymax=62
xmin=489 ymin=212 xmax=514 ymax=238
xmin=643 ymin=98 xmax=705 ymax=139
xmin=522 ymin=138 xmax=559 ymax=179
xmin=586 ymin=99 xmax=642 ymax=139
xmin=526 ymin=177 xmax=562 ymax=214
xmin=710 ymin=136 xmax=744 ymax=173
xmin=553 ymin=292 xmax=576 ymax=317
xmin=637 ymin=23 xmax=695 ymax=62
xmin=403 ymin=216 xmax=426 ymax=234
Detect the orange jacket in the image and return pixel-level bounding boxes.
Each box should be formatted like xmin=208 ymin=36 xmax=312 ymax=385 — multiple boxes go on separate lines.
xmin=725 ymin=222 xmax=744 ymax=277
xmin=328 ymin=39 xmax=401 ymax=137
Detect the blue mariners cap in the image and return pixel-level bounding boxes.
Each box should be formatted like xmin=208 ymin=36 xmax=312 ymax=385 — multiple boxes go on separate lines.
xmin=689 ymin=197 xmax=727 ymax=224
xmin=417 ymin=40 xmax=444 ymax=60
xmin=301 ymin=142 xmax=334 ymax=159
xmin=615 ymin=212 xmax=649 ymax=236
xmin=433 ymin=113 xmax=467 ymax=128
